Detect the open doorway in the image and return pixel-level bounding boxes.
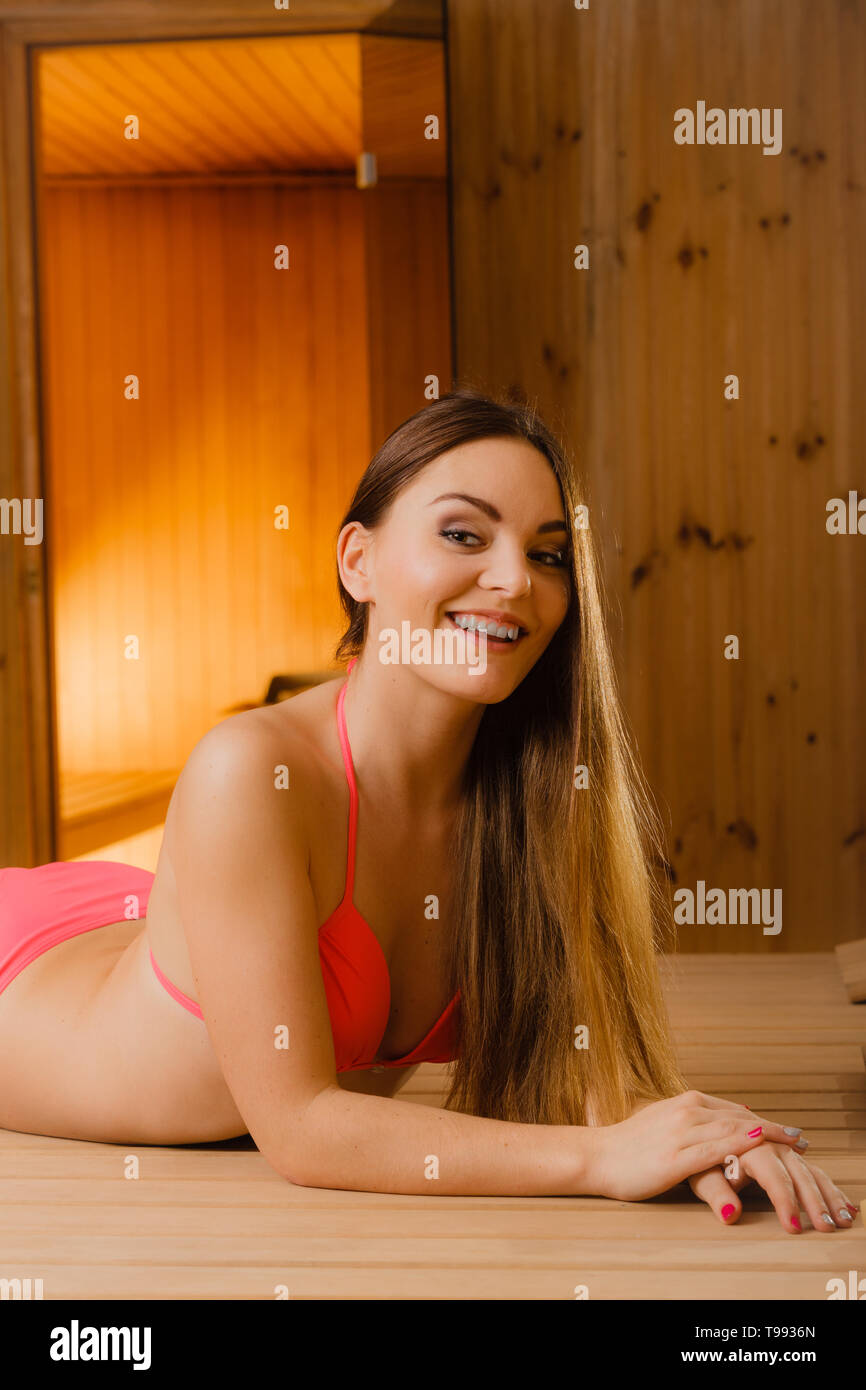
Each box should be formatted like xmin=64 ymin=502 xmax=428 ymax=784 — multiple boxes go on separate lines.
xmin=30 ymin=31 xmax=451 ymax=867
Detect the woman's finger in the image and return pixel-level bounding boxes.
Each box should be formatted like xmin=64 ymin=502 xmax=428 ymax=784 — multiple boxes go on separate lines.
xmin=687 ymin=1166 xmax=746 ymax=1224
xmin=804 ymin=1164 xmax=859 ymax=1227
xmin=779 ymin=1152 xmax=857 ymax=1232
xmin=691 ymin=1092 xmax=806 ymax=1146
xmin=679 ymin=1112 xmax=803 ymax=1173
xmin=737 ymin=1143 xmax=807 ymax=1233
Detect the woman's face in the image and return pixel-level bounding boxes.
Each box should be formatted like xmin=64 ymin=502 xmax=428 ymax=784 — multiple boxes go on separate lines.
xmin=341 ymin=436 xmax=573 ymax=693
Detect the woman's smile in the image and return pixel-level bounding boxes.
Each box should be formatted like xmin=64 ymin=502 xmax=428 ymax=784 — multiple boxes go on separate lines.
xmin=441 ymin=610 xmax=528 ymax=650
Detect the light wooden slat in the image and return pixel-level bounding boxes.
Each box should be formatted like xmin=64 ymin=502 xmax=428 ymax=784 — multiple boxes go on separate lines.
xmin=668 ymin=1027 xmax=866 ymax=1043
xmin=4 ymin=1226 xmax=866 ymax=1272
xmin=1 ymin=952 xmax=865 ymax=1298
xmin=674 ymin=1047 xmax=863 ymax=1068
xmin=2 ymin=1263 xmax=862 ymax=1302
xmin=2 ymin=1157 xmax=862 ymax=1228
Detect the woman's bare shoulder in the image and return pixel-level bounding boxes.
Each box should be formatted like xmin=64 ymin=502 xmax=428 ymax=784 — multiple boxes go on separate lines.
xmin=172 ymin=677 xmax=343 ymax=815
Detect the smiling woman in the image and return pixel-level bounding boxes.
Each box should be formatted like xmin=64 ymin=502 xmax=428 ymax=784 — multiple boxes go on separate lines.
xmin=0 ymin=386 xmax=847 ymax=1230
xmin=330 ymin=386 xmax=682 ymax=1127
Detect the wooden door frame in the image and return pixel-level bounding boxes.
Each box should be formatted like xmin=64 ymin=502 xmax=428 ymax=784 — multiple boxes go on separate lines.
xmin=0 ymin=0 xmax=442 ymax=866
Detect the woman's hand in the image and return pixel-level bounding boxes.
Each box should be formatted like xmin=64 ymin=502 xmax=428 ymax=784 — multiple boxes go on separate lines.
xmin=687 ymin=1145 xmax=859 ymax=1232
xmin=588 ymin=1089 xmax=805 ymax=1203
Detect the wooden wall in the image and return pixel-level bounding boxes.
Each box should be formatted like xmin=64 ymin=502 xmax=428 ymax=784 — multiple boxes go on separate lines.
xmin=363 ymin=182 xmax=452 ymax=449
xmin=446 ymin=0 xmax=866 ymax=950
xmin=40 ymin=176 xmax=449 ymax=779
xmin=40 ymin=182 xmax=369 ymax=775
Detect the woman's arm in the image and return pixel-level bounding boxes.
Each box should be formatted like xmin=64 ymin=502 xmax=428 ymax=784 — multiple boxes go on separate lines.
xmin=169 ymin=716 xmax=599 ymax=1196
xmin=170 ymin=721 xmax=799 ymax=1198
xmin=291 ymin=1087 xmax=594 ymax=1195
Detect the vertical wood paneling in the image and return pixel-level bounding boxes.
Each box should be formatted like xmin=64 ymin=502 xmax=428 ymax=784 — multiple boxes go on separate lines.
xmin=40 ymin=168 xmax=448 ymax=800
xmin=364 ymin=181 xmax=452 ymax=451
xmin=40 ymin=183 xmax=377 ymax=777
xmin=447 ymin=0 xmax=866 ymax=949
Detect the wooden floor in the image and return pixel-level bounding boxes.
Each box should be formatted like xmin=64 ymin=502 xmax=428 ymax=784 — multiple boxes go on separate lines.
xmin=2 ymin=954 xmax=864 ymax=1300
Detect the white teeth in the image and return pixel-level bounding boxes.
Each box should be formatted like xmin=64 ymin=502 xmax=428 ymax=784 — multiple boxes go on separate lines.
xmin=449 ymin=613 xmax=520 ymax=641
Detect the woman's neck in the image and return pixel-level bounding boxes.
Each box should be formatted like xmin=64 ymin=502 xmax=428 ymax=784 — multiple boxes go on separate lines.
xmin=342 ymin=656 xmax=486 ymax=815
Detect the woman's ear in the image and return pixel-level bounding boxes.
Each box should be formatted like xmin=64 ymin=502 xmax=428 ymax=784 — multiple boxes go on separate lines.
xmin=337 ymin=521 xmax=374 ymax=604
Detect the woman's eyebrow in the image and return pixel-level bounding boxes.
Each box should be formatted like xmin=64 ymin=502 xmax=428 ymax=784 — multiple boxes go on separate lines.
xmin=428 ymin=492 xmax=568 ymax=535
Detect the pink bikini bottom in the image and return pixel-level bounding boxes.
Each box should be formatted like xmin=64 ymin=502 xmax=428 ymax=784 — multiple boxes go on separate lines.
xmin=0 ymin=860 xmax=155 ymax=998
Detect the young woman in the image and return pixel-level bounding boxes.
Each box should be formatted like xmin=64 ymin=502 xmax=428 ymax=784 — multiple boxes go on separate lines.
xmin=0 ymin=389 xmax=855 ymax=1234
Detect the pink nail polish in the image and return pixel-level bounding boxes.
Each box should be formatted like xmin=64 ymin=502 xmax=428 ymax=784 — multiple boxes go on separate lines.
xmin=747 ymin=1126 xmax=763 ymax=1137
xmin=791 ymin=1216 xmax=802 ymax=1231
xmin=721 ymin=1204 xmax=735 ymax=1220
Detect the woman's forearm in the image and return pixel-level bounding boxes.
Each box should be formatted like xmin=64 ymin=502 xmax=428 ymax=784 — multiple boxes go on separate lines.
xmin=283 ymin=1085 xmax=600 ymax=1196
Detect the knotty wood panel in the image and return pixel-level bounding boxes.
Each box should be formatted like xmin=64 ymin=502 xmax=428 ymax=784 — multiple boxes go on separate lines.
xmin=446 ymin=0 xmax=866 ymax=949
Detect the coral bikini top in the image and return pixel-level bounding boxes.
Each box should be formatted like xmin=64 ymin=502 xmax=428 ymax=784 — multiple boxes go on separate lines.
xmin=150 ymin=656 xmax=461 ymax=1072
xmin=317 ymin=658 xmax=461 ymax=1070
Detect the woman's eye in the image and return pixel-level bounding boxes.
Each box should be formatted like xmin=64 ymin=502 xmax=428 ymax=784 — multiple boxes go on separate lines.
xmin=439 ymin=528 xmax=568 ymax=567
xmin=439 ymin=528 xmax=480 ymax=546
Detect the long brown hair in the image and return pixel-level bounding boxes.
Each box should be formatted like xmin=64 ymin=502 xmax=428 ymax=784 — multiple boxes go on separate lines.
xmin=334 ymin=386 xmax=688 ymax=1125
